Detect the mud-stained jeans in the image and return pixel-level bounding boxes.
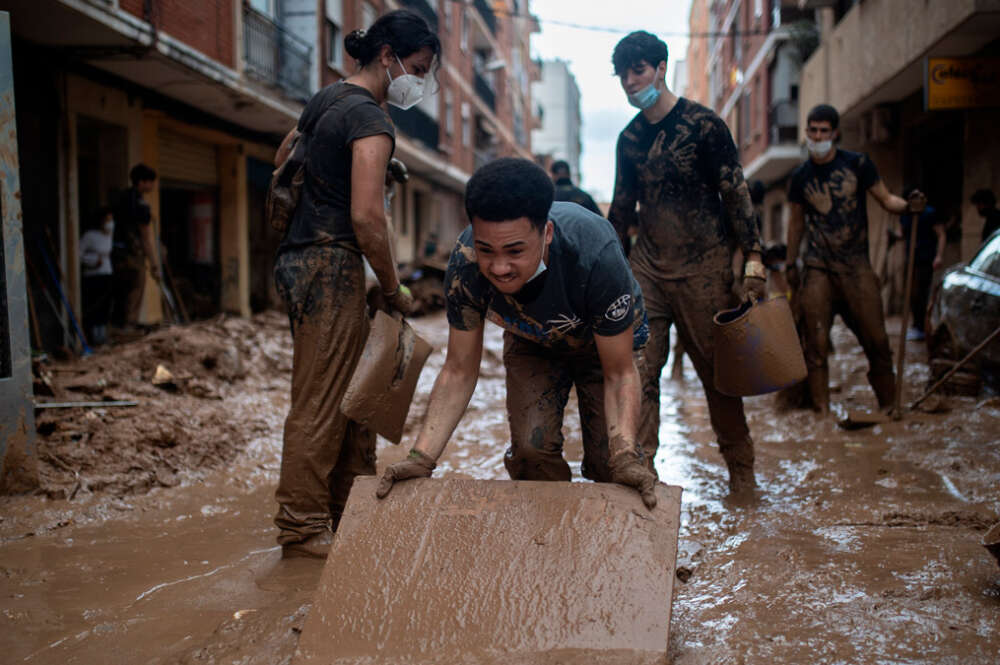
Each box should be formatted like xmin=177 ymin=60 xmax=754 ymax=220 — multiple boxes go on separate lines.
xmin=273 ymin=245 xmax=376 ymax=545
xmin=633 ymin=265 xmax=755 ymax=483
xmin=799 ymin=265 xmax=895 ymax=411
xmin=502 ymin=332 xmax=648 ymax=483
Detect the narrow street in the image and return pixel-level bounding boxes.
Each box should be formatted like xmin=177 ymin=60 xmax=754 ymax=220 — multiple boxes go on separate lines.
xmin=1 ymin=311 xmax=998 ymax=664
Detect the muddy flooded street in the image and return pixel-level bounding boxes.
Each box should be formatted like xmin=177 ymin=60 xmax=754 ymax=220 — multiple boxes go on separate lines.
xmin=2 ymin=311 xmax=998 ymax=664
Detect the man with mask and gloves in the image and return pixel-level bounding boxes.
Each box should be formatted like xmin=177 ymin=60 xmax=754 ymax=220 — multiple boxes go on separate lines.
xmin=786 ymin=104 xmax=925 ymax=416
xmin=607 ymin=31 xmax=764 ymax=497
xmin=376 ymin=158 xmax=659 ymax=509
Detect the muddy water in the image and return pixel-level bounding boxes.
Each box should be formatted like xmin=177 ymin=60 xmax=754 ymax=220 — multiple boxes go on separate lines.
xmin=2 ymin=313 xmax=998 ymax=664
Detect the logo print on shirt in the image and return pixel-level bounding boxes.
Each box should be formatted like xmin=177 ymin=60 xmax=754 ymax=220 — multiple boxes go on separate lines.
xmin=546 ymin=313 xmax=582 ymax=334
xmin=605 ymin=294 xmax=631 ymax=322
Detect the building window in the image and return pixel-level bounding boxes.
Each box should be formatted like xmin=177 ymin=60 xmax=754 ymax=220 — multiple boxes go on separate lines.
xmin=442 ymin=0 xmax=452 ymax=29
xmin=249 ymin=0 xmax=274 ymax=16
xmin=326 ymin=0 xmax=344 ymax=69
xmin=362 ymin=1 xmax=377 ymax=29
xmin=445 ymin=88 xmax=454 ymax=136
xmin=461 ymin=9 xmax=468 ymax=52
xmin=462 ymin=102 xmax=471 ymax=147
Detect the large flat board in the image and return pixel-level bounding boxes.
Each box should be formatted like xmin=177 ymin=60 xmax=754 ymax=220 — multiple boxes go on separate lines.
xmin=293 ymin=478 xmax=682 ymax=665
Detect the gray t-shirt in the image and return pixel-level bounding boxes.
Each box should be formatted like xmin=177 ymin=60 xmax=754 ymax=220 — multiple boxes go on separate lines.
xmin=445 ymin=201 xmax=648 ymax=351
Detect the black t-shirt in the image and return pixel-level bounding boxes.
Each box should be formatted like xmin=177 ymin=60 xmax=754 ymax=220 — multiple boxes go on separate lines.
xmin=445 ymin=201 xmax=648 ymax=351
xmin=112 ymin=187 xmax=151 ymax=257
xmin=279 ymin=82 xmax=395 ymax=253
xmin=553 ymin=178 xmax=602 ymax=216
xmin=788 ymin=149 xmax=881 ymax=271
xmin=608 ymin=97 xmax=761 ymax=279
xmin=900 ymin=206 xmax=941 ymax=264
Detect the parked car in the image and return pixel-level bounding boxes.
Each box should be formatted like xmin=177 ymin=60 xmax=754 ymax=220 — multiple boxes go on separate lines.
xmin=926 ymin=231 xmax=1000 ymax=384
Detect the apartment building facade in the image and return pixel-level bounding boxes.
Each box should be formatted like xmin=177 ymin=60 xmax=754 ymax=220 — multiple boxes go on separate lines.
xmin=531 ymin=59 xmax=583 ymax=180
xmin=6 ymin=0 xmax=539 ymax=351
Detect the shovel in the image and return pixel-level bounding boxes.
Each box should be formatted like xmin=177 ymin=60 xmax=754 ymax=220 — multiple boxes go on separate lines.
xmin=341 ymin=309 xmax=433 ymax=443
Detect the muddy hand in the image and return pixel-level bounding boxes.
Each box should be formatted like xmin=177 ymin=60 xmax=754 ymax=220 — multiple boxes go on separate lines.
xmin=608 ymin=450 xmax=657 ymax=509
xmin=741 ymin=276 xmax=766 ymax=303
xmin=376 ymin=449 xmax=436 ymax=499
xmin=385 ymin=284 xmax=415 ymax=316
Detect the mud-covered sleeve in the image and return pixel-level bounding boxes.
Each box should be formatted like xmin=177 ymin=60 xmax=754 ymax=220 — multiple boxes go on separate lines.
xmin=586 ymin=241 xmax=639 ymax=338
xmin=858 ymin=153 xmax=880 ymax=191
xmin=444 ymin=234 xmax=488 ymax=331
xmin=706 ymin=116 xmax=762 ymax=255
xmin=607 ymin=132 xmax=638 ymax=249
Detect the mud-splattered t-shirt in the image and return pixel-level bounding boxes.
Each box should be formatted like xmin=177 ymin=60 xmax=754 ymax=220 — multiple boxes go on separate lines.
xmin=553 ymin=178 xmax=602 ymax=216
xmin=279 ymin=82 xmax=395 ymax=254
xmin=608 ymin=97 xmax=761 ymax=279
xmin=445 ymin=202 xmax=648 ymax=351
xmin=788 ymin=149 xmax=881 ymax=272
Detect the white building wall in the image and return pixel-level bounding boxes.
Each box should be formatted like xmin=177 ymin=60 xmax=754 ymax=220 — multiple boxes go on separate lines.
xmin=530 ymin=59 xmax=582 ymax=179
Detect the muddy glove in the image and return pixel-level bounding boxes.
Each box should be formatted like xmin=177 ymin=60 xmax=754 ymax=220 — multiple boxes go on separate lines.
xmin=608 ymin=450 xmax=658 ymax=510
xmin=376 ymin=449 xmax=436 ymax=499
xmin=384 ymin=284 xmax=415 ymax=316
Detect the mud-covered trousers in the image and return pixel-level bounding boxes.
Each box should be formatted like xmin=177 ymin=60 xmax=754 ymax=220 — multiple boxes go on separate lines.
xmin=633 ymin=263 xmax=755 ymax=483
xmin=273 ymin=245 xmax=376 ymax=546
xmin=502 ymin=332 xmax=649 ymax=483
xmin=799 ymin=264 xmax=896 ymax=410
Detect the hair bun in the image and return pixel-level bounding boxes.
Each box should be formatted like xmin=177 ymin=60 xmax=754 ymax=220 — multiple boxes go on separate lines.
xmin=344 ymin=29 xmax=367 ymax=60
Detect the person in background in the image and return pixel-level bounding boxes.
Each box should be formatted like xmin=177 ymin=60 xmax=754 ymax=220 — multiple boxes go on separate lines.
xmin=550 ymin=160 xmax=603 ymax=216
xmin=271 ymin=10 xmax=439 ymax=559
xmin=971 ymin=189 xmax=1000 ymax=243
xmin=895 ymin=187 xmax=945 ymax=341
xmin=763 ymin=243 xmax=791 ymax=301
xmin=112 ymin=163 xmax=160 ymax=330
xmin=80 ymin=207 xmax=115 ymax=346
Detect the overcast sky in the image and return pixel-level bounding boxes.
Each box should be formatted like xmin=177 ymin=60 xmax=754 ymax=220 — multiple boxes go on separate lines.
xmin=530 ymin=0 xmax=693 ymax=202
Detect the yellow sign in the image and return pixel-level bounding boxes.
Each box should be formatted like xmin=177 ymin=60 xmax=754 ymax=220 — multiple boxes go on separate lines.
xmin=925 ymin=57 xmax=1000 ymax=110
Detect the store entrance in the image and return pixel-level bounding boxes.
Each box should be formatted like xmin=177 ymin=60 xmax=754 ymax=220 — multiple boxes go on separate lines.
xmin=160 ymin=183 xmax=221 ymax=320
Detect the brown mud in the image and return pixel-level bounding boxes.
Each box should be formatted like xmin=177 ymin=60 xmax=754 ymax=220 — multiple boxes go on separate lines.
xmin=1 ymin=313 xmax=999 ymax=664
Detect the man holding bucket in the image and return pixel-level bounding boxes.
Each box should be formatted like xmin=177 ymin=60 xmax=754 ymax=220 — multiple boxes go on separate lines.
xmin=607 ymin=31 xmax=764 ymax=496
xmin=375 ymin=158 xmax=659 ymax=509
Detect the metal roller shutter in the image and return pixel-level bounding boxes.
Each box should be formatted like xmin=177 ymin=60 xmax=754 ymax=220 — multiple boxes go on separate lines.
xmin=157 ymin=129 xmax=218 ymax=185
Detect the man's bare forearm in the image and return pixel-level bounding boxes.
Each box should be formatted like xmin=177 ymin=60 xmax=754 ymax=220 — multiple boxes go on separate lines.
xmin=413 ymin=365 xmax=479 ymax=460
xmin=603 ymin=365 xmax=641 ymax=457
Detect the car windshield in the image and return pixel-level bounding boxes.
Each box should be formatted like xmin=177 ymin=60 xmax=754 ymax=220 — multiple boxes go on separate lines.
xmin=969 ymin=233 xmax=1000 ymax=278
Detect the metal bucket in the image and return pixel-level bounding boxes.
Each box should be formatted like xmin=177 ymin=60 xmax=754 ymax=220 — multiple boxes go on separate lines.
xmin=341 ymin=310 xmax=433 ymax=444
xmin=712 ymin=296 xmax=807 ymax=397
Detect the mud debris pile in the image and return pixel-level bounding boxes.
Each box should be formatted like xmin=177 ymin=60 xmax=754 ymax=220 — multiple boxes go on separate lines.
xmin=32 ymin=312 xmax=294 ymax=500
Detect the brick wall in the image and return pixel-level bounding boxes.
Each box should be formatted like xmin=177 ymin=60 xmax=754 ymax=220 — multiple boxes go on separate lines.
xmin=121 ymin=0 xmax=236 ymax=69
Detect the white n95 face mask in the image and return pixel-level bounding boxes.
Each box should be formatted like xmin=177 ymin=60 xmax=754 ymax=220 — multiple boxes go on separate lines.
xmin=386 ymin=56 xmax=425 ymax=110
xmin=806 ymin=138 xmax=833 ymax=158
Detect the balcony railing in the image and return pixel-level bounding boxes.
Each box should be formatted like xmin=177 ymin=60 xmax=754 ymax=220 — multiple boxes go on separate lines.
xmin=474 ymin=71 xmax=496 ymax=110
xmin=400 ymin=0 xmax=438 ymax=31
xmin=243 ymin=7 xmax=313 ymax=103
xmin=474 ymin=0 xmax=497 ymax=34
xmin=768 ymin=99 xmax=798 ymax=145
xmin=389 ymin=106 xmax=440 ymax=152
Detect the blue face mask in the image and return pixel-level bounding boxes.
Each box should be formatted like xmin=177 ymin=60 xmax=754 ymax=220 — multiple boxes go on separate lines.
xmin=627 ymin=83 xmax=661 ymax=110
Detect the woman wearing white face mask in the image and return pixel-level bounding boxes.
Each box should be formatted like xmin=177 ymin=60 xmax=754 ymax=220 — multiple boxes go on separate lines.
xmin=270 ymin=10 xmax=440 ymax=559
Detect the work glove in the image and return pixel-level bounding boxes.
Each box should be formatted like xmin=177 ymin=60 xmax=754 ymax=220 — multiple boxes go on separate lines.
xmin=608 ymin=450 xmax=658 ymax=510
xmin=384 ymin=284 xmax=415 ymax=316
xmin=741 ymin=276 xmax=766 ymax=303
xmin=785 ymin=264 xmax=800 ymax=291
xmin=376 ymin=448 xmax=436 ymax=499
xmin=906 ymin=190 xmax=927 ymax=214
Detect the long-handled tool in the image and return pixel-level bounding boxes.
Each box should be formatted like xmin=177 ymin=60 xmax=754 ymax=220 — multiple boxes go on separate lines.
xmin=35 ymin=238 xmax=92 ymax=355
xmin=910 ymin=324 xmax=1000 ymax=410
xmin=891 ymin=201 xmax=922 ymax=420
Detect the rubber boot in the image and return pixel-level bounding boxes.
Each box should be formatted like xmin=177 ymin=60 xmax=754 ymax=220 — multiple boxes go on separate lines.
xmin=719 ymin=438 xmax=756 ymax=495
xmin=868 ymin=370 xmax=896 ymax=410
xmin=807 ymin=366 xmax=830 ymax=414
